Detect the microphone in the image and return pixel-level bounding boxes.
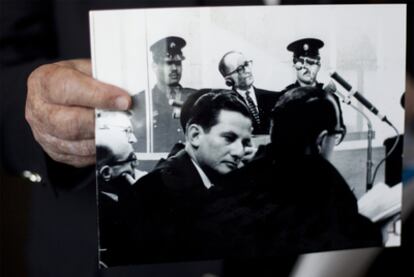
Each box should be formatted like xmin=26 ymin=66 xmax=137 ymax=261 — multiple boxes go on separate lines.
xmin=330 ymin=71 xmax=390 ymax=125
xmin=323 ymin=80 xmax=351 ymax=105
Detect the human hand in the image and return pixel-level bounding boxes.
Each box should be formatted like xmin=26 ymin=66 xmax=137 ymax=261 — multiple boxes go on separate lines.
xmin=26 ymin=59 xmax=131 ymax=167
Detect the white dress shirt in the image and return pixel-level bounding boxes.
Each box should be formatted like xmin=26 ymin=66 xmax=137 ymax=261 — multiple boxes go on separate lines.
xmin=236 ymin=87 xmax=259 ymax=110
xmin=190 ymin=159 xmax=214 ymax=189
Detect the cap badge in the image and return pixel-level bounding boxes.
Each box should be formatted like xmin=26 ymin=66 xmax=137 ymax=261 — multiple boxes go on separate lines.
xmin=170 ymin=42 xmax=176 ymax=48
xmin=303 ymin=43 xmax=309 ymax=51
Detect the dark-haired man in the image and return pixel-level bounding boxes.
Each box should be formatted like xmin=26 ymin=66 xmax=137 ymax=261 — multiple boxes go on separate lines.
xmin=109 ymin=91 xmax=253 ymax=265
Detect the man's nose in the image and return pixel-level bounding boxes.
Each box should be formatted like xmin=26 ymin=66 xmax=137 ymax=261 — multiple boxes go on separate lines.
xmin=128 ymin=165 xmax=136 ymax=178
xmin=128 ymin=132 xmax=137 ymax=144
xmin=302 ymin=61 xmax=312 ymax=69
xmin=229 ymin=140 xmax=245 ymax=159
xmin=244 ymin=65 xmax=252 ymax=74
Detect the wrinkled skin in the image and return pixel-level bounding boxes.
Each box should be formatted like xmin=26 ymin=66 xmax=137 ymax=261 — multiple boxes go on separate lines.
xmin=25 ymin=59 xmax=132 ymax=167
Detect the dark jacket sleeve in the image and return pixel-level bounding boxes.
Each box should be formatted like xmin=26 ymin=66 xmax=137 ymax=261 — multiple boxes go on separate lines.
xmin=1 ymin=0 xmax=57 ymax=178
xmin=1 ymin=0 xmax=96 ymax=190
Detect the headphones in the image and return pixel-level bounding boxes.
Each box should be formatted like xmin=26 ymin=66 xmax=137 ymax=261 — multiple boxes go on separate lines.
xmin=225 ymin=76 xmax=235 ymax=87
xmin=99 ymin=165 xmax=113 ymax=182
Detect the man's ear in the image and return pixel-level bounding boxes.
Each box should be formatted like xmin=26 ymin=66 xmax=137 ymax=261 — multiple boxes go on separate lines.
xmin=315 ymin=64 xmax=321 ymax=74
xmin=292 ymin=59 xmax=297 ymax=68
xmin=99 ymin=165 xmax=113 ymax=182
xmin=186 ymin=124 xmax=204 ymax=148
xmin=315 ymin=130 xmax=329 ymax=153
xmin=225 ymin=76 xmax=234 ymax=87
xmin=151 ymin=62 xmax=157 ymax=72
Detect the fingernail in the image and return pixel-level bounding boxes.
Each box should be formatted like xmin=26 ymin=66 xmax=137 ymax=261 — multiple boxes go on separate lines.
xmin=115 ymin=97 xmax=129 ymax=110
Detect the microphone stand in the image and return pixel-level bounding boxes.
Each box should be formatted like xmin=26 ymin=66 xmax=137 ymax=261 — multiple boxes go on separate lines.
xmin=366 ymin=119 xmax=374 ymax=190
xmin=331 ymin=82 xmax=401 ymax=191
xmin=340 ymin=98 xmax=375 ymax=191
xmin=353 ymin=105 xmax=374 ymax=190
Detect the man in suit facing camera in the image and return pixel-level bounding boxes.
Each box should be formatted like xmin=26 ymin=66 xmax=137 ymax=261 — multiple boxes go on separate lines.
xmin=218 ymin=51 xmax=281 ymax=135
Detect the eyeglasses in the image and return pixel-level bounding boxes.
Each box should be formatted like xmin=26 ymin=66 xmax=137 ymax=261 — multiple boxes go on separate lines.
xmin=328 ymin=128 xmax=346 ymax=146
xmin=293 ymin=57 xmax=320 ymax=69
xmin=123 ymin=127 xmax=137 ymax=143
xmin=226 ymin=60 xmax=253 ymax=75
xmin=110 ymin=152 xmax=138 ymax=167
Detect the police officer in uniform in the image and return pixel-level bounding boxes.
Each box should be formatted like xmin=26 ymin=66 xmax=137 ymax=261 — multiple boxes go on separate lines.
xmin=281 ymin=38 xmax=325 ymax=93
xmin=280 ymin=37 xmax=345 ymax=139
xmin=133 ymin=36 xmax=197 ymax=152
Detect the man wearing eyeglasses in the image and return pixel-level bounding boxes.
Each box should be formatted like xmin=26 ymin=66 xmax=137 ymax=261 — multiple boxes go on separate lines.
xmin=95 ymin=111 xmax=148 ymax=266
xmin=96 ymin=111 xmax=145 ymax=184
xmin=218 ymin=51 xmax=280 ymax=135
xmin=281 ymin=38 xmax=325 ymax=94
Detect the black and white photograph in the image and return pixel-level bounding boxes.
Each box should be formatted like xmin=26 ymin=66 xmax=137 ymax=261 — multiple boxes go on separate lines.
xmin=90 ymin=5 xmax=406 ymax=267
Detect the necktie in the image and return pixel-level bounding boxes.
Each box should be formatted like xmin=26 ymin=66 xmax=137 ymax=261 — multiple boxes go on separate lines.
xmin=245 ymin=90 xmax=261 ymax=127
xmin=169 ymin=87 xmax=181 ymax=119
xmin=169 ymin=86 xmax=178 ymax=100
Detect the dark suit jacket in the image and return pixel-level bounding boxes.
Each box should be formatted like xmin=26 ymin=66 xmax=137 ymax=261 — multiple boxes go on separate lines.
xmin=112 ymin=150 xmax=211 ymax=265
xmin=97 ymin=175 xmax=136 ymax=267
xmin=190 ymin=146 xmax=383 ymax=258
xmin=234 ymin=87 xmax=281 ymax=135
xmin=110 ymin=145 xmax=382 ymax=264
xmin=254 ymin=87 xmax=282 ymax=134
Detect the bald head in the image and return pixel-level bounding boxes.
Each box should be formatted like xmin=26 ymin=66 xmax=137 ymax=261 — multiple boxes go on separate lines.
xmin=218 ymin=51 xmax=254 ymax=90
xmin=218 ymin=51 xmax=245 ymax=76
xmin=96 ymin=127 xmax=138 ymax=182
xmin=97 ymin=111 xmax=137 ymax=145
xmin=96 ymin=127 xmax=135 ymax=166
xmin=96 ymin=111 xmax=137 ymax=166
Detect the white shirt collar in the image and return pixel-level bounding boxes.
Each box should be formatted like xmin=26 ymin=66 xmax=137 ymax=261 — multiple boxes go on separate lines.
xmin=236 ymin=87 xmax=258 ymax=107
xmin=190 ymin=159 xmax=214 ymax=189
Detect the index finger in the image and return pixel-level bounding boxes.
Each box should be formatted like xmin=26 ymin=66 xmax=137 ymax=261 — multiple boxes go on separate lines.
xmin=39 ymin=63 xmax=132 ymax=110
xmin=57 ymin=59 xmax=93 ymax=75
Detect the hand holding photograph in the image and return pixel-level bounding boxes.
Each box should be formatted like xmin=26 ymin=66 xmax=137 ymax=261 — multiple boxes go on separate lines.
xmin=90 ymin=4 xmax=406 ymax=267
